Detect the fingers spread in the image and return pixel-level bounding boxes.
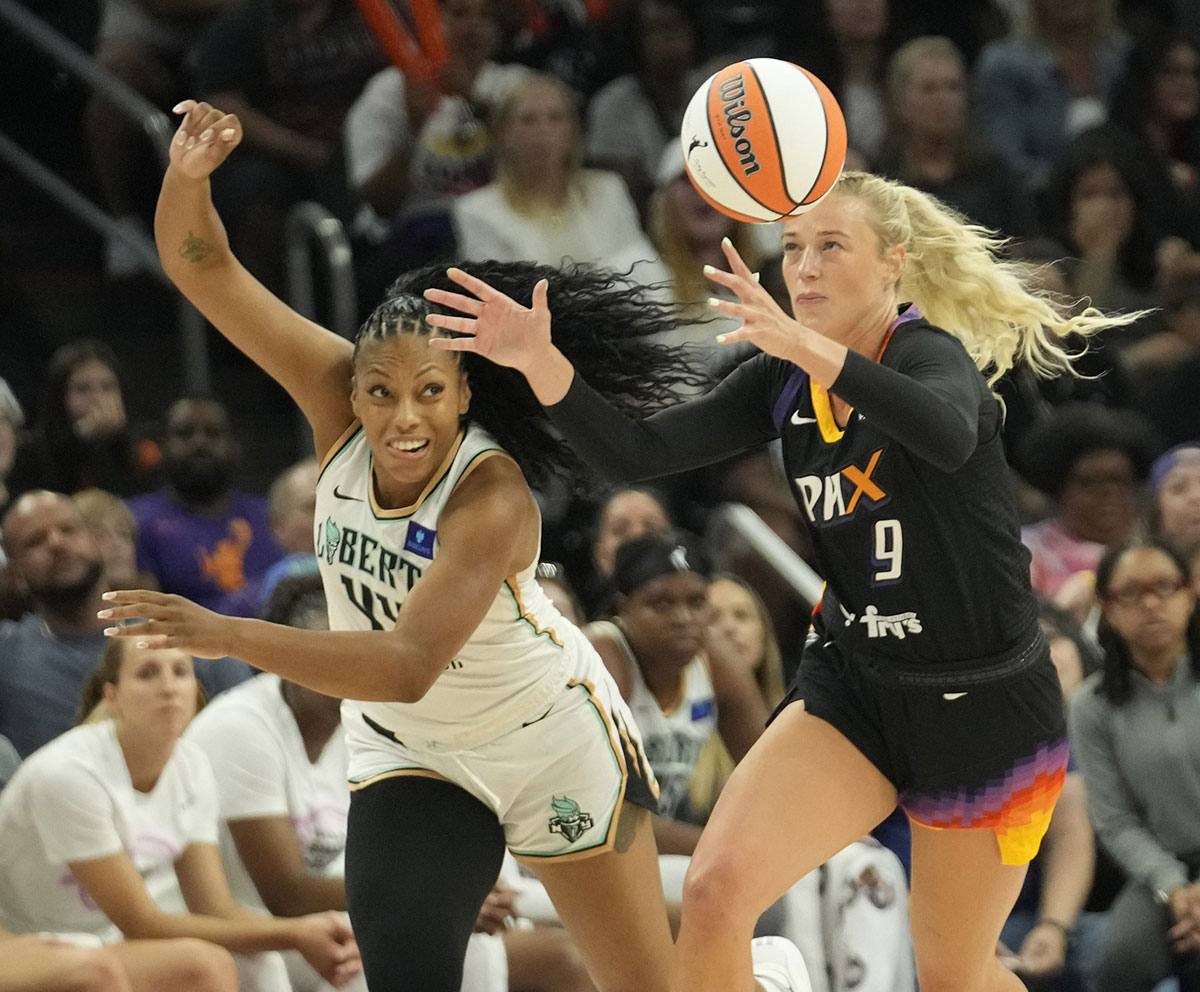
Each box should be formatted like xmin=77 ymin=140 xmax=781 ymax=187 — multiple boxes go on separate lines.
xmin=423 ymin=287 xmax=484 ymax=315
xmin=446 ymin=267 xmax=504 ymax=302
xmin=424 ymin=314 xmax=477 ymax=334
xmin=428 ymin=336 xmax=477 ymax=353
xmin=720 ymin=236 xmax=756 ymax=280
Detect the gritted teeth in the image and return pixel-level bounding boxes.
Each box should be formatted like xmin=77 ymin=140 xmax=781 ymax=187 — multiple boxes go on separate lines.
xmin=389 ymin=439 xmax=429 ymax=452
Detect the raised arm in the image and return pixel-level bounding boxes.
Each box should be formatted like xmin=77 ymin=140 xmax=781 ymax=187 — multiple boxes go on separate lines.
xmin=155 ymin=101 xmax=355 ymax=458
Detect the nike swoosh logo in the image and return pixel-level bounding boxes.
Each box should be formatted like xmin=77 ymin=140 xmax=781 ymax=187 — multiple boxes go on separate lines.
xmin=790 ymin=413 xmax=818 ymax=426
xmin=333 ymin=485 xmax=363 ymax=502
xmin=942 ymin=692 xmax=968 ymax=701
xmin=521 ymin=707 xmax=553 ymax=728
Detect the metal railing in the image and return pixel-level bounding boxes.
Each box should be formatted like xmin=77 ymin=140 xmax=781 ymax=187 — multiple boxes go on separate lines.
xmin=0 ymin=0 xmax=212 ymax=392
xmin=708 ymin=502 xmax=824 ymax=608
xmin=285 ymin=202 xmax=358 ymax=340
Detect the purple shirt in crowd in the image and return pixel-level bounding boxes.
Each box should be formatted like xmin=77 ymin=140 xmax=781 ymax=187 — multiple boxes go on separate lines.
xmin=129 ymin=492 xmax=284 ymax=615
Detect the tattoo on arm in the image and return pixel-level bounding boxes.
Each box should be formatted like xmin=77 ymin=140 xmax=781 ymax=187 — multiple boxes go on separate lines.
xmin=179 ymin=231 xmax=211 ymax=263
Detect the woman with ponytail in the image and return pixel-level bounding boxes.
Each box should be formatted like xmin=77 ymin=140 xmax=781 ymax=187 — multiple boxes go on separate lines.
xmin=424 ymin=169 xmax=1148 ymax=992
xmin=98 ymin=99 xmax=805 ymax=992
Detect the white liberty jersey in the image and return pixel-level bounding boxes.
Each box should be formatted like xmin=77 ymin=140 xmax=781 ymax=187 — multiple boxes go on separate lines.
xmin=588 ymin=620 xmax=717 ymax=818
xmin=315 ymin=422 xmax=571 ymax=751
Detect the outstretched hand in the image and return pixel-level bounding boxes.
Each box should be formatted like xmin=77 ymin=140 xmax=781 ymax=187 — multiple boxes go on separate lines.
xmin=423 ymin=268 xmax=554 ymax=373
xmin=168 ymin=100 xmax=243 ymax=181
xmin=98 ymin=589 xmax=235 ymax=659
xmin=705 ymin=237 xmax=811 ymax=364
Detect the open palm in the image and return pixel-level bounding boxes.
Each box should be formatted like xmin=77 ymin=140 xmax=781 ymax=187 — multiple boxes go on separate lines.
xmin=168 ymin=99 xmax=243 ymax=181
xmin=424 ymin=268 xmax=554 ymax=373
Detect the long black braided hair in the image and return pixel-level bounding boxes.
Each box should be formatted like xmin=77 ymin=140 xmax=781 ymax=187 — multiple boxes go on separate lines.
xmin=353 ymin=260 xmax=712 ymax=493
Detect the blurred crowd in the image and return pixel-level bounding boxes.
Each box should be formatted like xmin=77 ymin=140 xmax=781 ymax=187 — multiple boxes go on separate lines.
xmin=3 ymin=0 xmax=1200 ymax=989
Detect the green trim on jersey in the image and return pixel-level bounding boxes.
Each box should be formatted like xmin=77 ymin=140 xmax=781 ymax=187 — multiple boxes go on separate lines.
xmin=364 ymin=446 xmax=505 ymax=523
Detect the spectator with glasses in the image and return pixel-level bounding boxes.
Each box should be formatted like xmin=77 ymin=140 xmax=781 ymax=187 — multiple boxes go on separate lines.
xmin=1069 ymin=537 xmax=1200 ymax=992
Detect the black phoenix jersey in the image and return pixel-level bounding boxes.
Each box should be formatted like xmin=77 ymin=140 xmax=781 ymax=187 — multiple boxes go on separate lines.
xmin=549 ymin=307 xmax=1038 ymax=672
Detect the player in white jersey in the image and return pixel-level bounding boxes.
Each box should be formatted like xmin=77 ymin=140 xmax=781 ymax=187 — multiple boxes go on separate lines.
xmin=98 ymin=99 xmax=781 ymax=992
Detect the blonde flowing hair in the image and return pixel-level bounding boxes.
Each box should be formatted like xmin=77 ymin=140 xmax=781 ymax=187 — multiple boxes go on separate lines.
xmin=835 ymin=170 xmax=1146 ymax=387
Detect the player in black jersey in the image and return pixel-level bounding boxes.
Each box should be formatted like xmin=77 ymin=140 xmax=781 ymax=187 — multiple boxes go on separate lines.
xmin=425 ymin=170 xmax=1146 ymax=992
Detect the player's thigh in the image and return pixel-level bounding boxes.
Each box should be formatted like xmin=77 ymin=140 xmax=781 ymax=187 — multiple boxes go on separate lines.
xmin=684 ymin=700 xmax=898 ymax=921
xmin=346 ymin=774 xmax=507 ymax=992
xmin=108 ymin=938 xmax=236 ymax=992
xmin=908 ymin=821 xmax=1029 ymax=992
xmin=520 ymin=802 xmax=675 ymax=992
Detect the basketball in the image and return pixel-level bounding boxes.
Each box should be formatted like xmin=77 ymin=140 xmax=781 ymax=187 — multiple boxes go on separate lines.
xmin=679 ymin=58 xmax=847 ymax=223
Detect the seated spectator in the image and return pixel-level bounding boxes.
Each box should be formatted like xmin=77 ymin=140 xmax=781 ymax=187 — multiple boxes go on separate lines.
xmin=0 ymin=922 xmax=236 ymax=992
xmin=0 ymin=638 xmax=361 ymax=990
xmin=345 ymin=0 xmax=530 ymax=307
xmin=130 ymin=396 xmax=283 ymax=616
xmin=222 ymin=457 xmax=320 ymax=617
xmin=688 ymin=574 xmax=787 ymax=823
xmin=784 ymin=0 xmax=900 ymax=166
xmin=647 ymin=145 xmax=771 ymax=363
xmin=1130 ymin=281 xmax=1200 ymax=446
xmin=195 ymin=0 xmax=387 ymax=289
xmin=84 ymin=0 xmax=231 ymax=278
xmin=73 ymin=488 xmax=142 ymax=591
xmin=453 ymin=73 xmax=669 ymax=291
xmin=582 ymin=485 xmax=673 ymax=620
xmin=974 ymin=0 xmax=1128 ymax=191
xmin=1106 ymin=31 xmax=1200 ymax=249
xmin=1148 ymin=444 xmax=1200 ymax=551
xmin=0 ymin=491 xmax=109 ymax=757
xmin=188 ymin=573 xmax=596 ymax=992
xmin=1018 ymin=403 xmax=1161 ymax=603
xmin=585 ymin=0 xmax=705 ymax=216
xmin=7 ymin=340 xmax=161 ymax=502
xmin=876 ymin=35 xmax=1034 ymax=235
xmin=1043 ymin=134 xmax=1185 ymax=320
xmin=1069 ymin=537 xmax=1200 ymax=992
xmin=585 ymin=531 xmax=768 ymax=854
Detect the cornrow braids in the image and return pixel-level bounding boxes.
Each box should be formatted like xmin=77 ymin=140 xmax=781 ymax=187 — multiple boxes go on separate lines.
xmin=360 ymin=260 xmax=711 ymax=493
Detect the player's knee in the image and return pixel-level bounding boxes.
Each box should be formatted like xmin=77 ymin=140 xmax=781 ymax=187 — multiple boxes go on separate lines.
xmin=680 ymin=856 xmax=746 ymax=933
xmin=166 ymin=938 xmax=238 ymax=992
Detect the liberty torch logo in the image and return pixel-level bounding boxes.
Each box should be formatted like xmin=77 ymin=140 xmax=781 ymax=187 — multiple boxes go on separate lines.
xmin=548 ymin=796 xmax=594 ymax=843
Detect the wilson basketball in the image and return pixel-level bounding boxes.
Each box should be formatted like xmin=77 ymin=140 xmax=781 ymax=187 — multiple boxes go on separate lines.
xmin=680 ymin=58 xmax=847 ymax=223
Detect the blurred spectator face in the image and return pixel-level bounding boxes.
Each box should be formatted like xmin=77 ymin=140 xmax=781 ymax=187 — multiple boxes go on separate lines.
xmin=164 ymin=399 xmax=235 ymax=505
xmin=639 ymin=0 xmax=696 ymax=75
xmin=618 ymin=571 xmax=711 ymax=668
xmin=1100 ymin=546 xmax=1193 ymax=655
xmin=708 ymin=577 xmax=766 ymax=673
xmin=105 ymin=643 xmax=198 ymax=741
xmin=826 ymin=0 xmax=887 ymax=44
xmin=1060 ymin=449 xmax=1139 ymax=545
xmin=1155 ymin=449 xmax=1200 ymax=544
xmin=897 ymin=52 xmax=967 ymax=140
xmin=500 ymin=81 xmax=576 ymax=177
xmin=443 ymin=0 xmax=500 ymax=69
xmin=2 ymin=491 xmax=104 ymax=605
xmin=665 ymin=176 xmax=734 ymax=250
xmin=65 ymin=359 xmax=125 ymax=437
xmin=593 ymin=490 xmax=671 ymax=577
xmin=75 ymin=493 xmax=139 ymax=591
xmin=1071 ymin=162 xmax=1133 ymax=245
xmin=272 ymin=461 xmax=320 ymax=554
xmin=1154 ymin=40 xmax=1199 ymax=126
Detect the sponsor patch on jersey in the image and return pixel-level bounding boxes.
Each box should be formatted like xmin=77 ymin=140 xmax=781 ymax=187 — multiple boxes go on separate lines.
xmin=404 ymin=522 xmax=436 ymax=558
xmin=690 ymin=699 xmax=714 ymax=722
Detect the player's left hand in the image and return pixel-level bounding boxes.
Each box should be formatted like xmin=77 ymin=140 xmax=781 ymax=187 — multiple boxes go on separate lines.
xmin=474 ymin=883 xmax=519 ymax=934
xmin=1016 ymin=921 xmax=1067 ymax=977
xmin=98 ymin=589 xmax=236 ymax=659
xmin=704 ymin=237 xmax=813 ymax=364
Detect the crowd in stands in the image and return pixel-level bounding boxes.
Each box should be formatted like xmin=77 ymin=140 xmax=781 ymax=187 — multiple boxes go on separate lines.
xmin=4 ymin=0 xmax=1200 ymax=989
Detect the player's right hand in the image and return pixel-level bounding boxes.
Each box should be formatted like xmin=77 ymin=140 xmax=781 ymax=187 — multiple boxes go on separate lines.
xmin=168 ymin=100 xmax=243 ymax=181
